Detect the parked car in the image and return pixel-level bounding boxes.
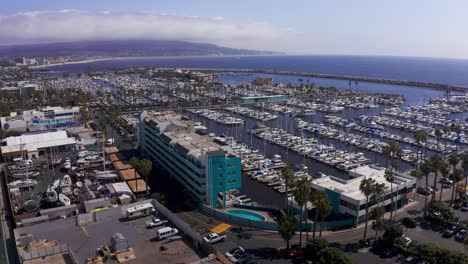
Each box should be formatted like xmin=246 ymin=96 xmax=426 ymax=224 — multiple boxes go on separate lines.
xmin=381 ymin=247 xmax=399 ymax=258
xmin=203 ymin=233 xmax=226 ymax=244
xmin=442 ymin=226 xmax=460 ymax=238
xmin=404 ymin=255 xmax=419 ymax=264
xmin=455 ymin=229 xmax=467 ymax=242
xmin=226 ymin=247 xmax=244 ymax=258
xmin=461 ymin=203 xmax=468 ymax=212
xmin=229 ymin=251 xmax=249 ymax=263
xmin=401 ymin=236 xmax=412 ymax=247
xmin=402 ymin=217 xmax=417 ymax=228
xmin=417 ymin=186 xmax=433 ymax=195
xmin=145 ymin=217 xmax=168 ymax=229
xmin=438 ymin=177 xmax=453 ymax=185
xmin=285 ymin=245 xmax=304 ymax=258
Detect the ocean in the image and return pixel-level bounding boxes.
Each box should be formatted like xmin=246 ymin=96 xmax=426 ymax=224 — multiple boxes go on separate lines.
xmin=47 ymin=55 xmax=468 ymax=87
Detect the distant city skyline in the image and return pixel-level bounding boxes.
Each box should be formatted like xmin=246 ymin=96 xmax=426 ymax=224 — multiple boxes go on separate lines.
xmin=0 ymin=0 xmax=467 ymax=59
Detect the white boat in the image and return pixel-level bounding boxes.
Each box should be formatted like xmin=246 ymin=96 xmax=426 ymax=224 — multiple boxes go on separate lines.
xmin=58 ymin=193 xmax=71 ymax=206
xmin=8 ymin=179 xmax=38 ymax=188
xmin=61 ymin=175 xmax=72 ymax=187
xmin=52 ymin=179 xmax=61 ymax=189
xmin=10 ymin=171 xmax=40 ymax=179
xmin=46 ymin=188 xmax=58 ymax=203
xmin=93 ymin=170 xmax=119 ymax=180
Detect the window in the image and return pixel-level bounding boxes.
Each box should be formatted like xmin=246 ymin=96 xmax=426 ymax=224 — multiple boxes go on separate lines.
xmin=218 ymin=164 xmax=223 ymax=169
xmin=218 ymin=173 xmax=223 ymax=178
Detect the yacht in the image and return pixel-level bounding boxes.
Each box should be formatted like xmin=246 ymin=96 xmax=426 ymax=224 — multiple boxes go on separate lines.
xmin=93 ymin=170 xmax=119 ymax=180
xmin=8 ymin=179 xmax=38 ymax=188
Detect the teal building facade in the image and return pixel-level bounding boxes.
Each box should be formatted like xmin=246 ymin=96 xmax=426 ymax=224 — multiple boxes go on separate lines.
xmin=138 ymin=111 xmax=242 ymax=208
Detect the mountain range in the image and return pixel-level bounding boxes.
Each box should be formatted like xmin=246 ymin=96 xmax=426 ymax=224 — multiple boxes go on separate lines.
xmin=0 ymin=40 xmax=281 ymax=58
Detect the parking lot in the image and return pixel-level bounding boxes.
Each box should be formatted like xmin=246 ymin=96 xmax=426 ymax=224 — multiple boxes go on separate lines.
xmin=14 ymin=206 xmax=206 ymax=264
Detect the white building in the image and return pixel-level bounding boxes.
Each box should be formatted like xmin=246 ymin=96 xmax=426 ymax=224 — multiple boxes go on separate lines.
xmin=312 ymin=165 xmax=416 ymax=226
xmin=0 ymin=106 xmax=80 ymax=133
xmin=1 ymin=130 xmax=77 ymax=159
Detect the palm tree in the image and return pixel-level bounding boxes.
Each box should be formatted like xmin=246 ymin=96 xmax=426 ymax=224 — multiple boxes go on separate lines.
xmin=278 ymin=215 xmax=297 ymax=249
xmin=138 ymin=159 xmax=153 ymax=196
xmin=384 ymin=168 xmax=396 ymax=220
xmin=450 ymin=168 xmax=464 ymax=206
xmin=360 ymin=177 xmax=377 ymax=243
xmin=292 ymin=178 xmax=311 ymax=246
xmin=318 ymin=199 xmax=331 ymax=237
xmin=414 ymin=130 xmax=428 ymax=167
xmin=434 ymin=128 xmax=442 ymax=151
xmin=463 ymin=154 xmax=468 ymax=187
xmin=439 ymin=162 xmax=449 ymax=201
xmin=282 ymin=166 xmax=296 ymax=215
xmin=420 ymin=159 xmax=433 ymax=209
xmin=409 ymin=169 xmax=422 ymax=190
xmin=443 ymin=126 xmax=451 ymax=151
xmin=452 ymin=125 xmax=462 ymax=151
xmin=310 ymin=190 xmax=329 ymax=238
xmin=430 ymin=155 xmax=445 ymax=202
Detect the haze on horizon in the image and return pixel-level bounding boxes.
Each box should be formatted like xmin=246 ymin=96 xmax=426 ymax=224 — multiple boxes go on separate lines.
xmin=0 ymin=0 xmax=466 ymax=59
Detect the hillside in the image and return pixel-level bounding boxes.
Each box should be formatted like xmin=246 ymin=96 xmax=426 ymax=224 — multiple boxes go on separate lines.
xmin=0 ymin=40 xmax=282 ymax=58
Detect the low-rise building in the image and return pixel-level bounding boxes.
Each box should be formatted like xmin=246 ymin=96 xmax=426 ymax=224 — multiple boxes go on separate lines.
xmin=1 ymin=130 xmax=77 ymax=159
xmin=0 ymin=106 xmax=80 ymax=133
xmin=137 ymin=111 xmax=242 ymax=208
xmin=312 ymin=165 xmax=416 ymax=226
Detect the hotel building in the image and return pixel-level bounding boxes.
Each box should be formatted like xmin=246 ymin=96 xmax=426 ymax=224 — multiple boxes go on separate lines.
xmin=137 ymin=111 xmax=242 ymax=208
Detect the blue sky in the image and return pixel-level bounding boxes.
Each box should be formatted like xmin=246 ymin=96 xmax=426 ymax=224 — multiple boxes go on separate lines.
xmin=0 ymin=1 xmax=466 ymax=58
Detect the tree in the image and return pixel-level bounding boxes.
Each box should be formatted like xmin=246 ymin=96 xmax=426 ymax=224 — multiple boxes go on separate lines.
xmin=310 ymin=190 xmax=330 ymax=238
xmin=130 ymin=156 xmax=140 ymax=192
xmin=316 ymin=247 xmax=352 ymax=264
xmin=318 ymin=197 xmax=332 ymax=237
xmin=430 ymin=155 xmax=446 ymax=202
xmin=434 ymin=128 xmax=442 ymax=151
xmin=384 ymin=168 xmax=397 ymax=220
xmin=282 ymin=166 xmax=295 ymax=215
xmin=439 ymin=161 xmax=449 ymax=201
xmin=137 ymin=159 xmax=153 ymax=196
xmin=371 ymin=206 xmax=385 ymax=238
xmin=416 ymin=242 xmax=468 ymax=264
xmin=409 ymin=168 xmax=422 ymax=189
xmin=414 ymin=130 xmax=428 ymax=165
xmin=381 ymin=223 xmax=403 ymax=247
xmin=305 ymin=237 xmax=328 ymax=259
xmin=424 ymin=201 xmax=456 ymax=224
xmin=420 ymin=159 xmax=433 ymax=210
xmin=151 ymin=192 xmax=167 ymax=205
xmin=292 ymin=178 xmax=311 ymax=246
xmin=360 ymin=177 xmax=377 ymax=243
xmin=278 ymin=215 xmax=297 ymax=249
xmin=463 ymin=153 xmax=468 ymax=187
xmin=450 ymin=168 xmax=464 ymax=205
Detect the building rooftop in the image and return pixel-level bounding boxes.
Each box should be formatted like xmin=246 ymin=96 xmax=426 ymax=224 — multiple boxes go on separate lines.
xmin=14 ymin=203 xmax=204 ymax=264
xmin=144 ymin=112 xmax=232 ymax=161
xmin=312 ymin=165 xmax=416 ymax=201
xmin=1 ymin=131 xmax=76 ymax=155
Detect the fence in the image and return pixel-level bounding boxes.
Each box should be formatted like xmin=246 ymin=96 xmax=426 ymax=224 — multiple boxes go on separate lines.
xmin=150 ymin=199 xmax=204 ymax=248
xmin=200 ymin=204 xmax=279 ymax=230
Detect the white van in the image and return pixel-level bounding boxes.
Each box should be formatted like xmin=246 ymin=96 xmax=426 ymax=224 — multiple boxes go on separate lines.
xmin=156 ymin=227 xmax=179 ymax=240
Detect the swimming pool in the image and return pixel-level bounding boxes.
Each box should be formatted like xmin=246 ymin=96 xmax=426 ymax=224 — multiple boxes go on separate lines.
xmin=226 ymin=209 xmax=266 ymax=221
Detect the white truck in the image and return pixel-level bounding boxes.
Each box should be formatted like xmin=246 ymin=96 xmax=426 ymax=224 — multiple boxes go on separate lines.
xmin=203 ymin=233 xmax=226 ymax=244
xmin=145 ymin=217 xmax=168 ymax=228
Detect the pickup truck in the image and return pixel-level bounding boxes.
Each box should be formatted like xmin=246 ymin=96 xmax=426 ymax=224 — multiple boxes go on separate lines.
xmin=203 ymin=233 xmax=226 ymax=244
xmin=145 ymin=218 xmax=168 ymax=228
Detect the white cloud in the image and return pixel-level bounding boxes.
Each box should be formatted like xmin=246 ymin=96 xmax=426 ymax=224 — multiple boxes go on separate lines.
xmin=0 ymin=10 xmax=288 ymax=52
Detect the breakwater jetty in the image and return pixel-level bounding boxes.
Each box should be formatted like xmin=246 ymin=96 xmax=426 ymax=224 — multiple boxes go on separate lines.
xmin=191 ymin=68 xmax=468 ymax=92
